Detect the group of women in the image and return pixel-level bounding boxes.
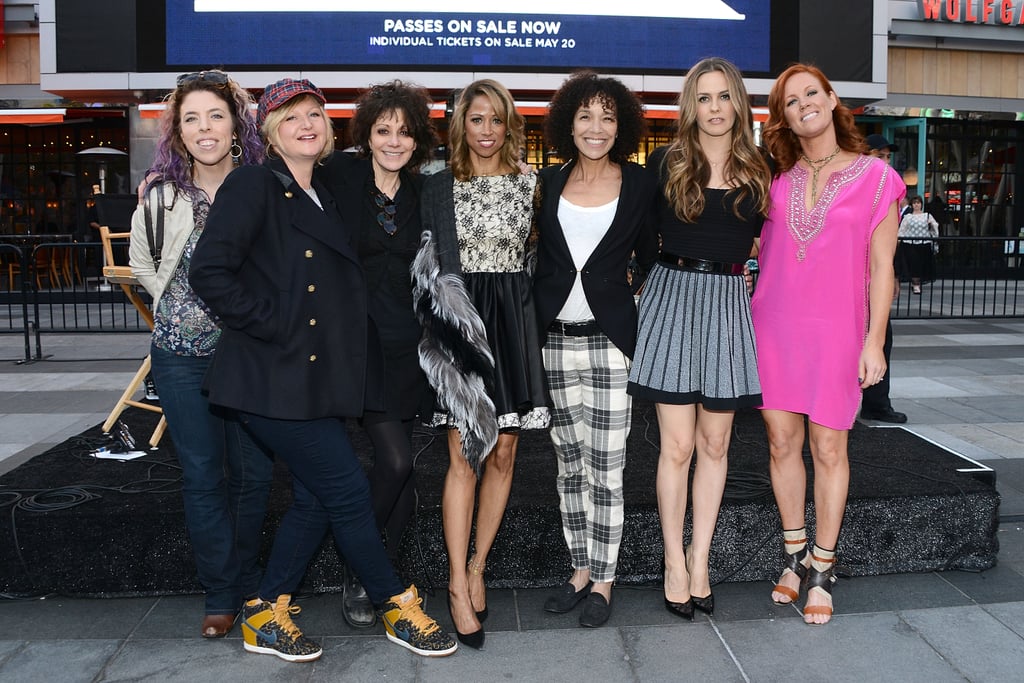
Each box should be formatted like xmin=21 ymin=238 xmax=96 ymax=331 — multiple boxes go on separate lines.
xmin=129 ymin=55 xmax=904 ymax=663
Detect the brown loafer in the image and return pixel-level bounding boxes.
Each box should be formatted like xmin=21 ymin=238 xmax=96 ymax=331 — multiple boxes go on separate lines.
xmin=201 ymin=613 xmax=235 ymax=638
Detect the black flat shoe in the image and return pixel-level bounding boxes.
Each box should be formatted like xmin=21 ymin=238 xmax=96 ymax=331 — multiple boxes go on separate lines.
xmin=447 ymin=595 xmax=484 ymax=649
xmin=692 ymin=592 xmax=714 ymax=616
xmin=664 ymin=596 xmax=695 ymax=621
xmin=543 ymin=581 xmax=592 ymax=614
xmin=578 ymin=593 xmax=611 ymax=628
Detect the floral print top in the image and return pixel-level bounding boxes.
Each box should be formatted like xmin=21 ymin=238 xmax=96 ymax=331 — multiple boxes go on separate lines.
xmin=152 ymin=199 xmax=221 ymax=356
xmin=453 ymin=173 xmax=537 ymax=273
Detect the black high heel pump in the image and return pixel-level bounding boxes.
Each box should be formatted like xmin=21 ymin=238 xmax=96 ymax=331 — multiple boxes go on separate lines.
xmin=447 ymin=594 xmax=484 ymax=649
xmin=692 ymin=592 xmax=714 ymax=616
xmin=663 ymin=596 xmax=695 ymax=621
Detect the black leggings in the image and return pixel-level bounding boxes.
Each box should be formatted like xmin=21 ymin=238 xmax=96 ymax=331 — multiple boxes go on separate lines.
xmin=363 ymin=419 xmax=416 ymax=560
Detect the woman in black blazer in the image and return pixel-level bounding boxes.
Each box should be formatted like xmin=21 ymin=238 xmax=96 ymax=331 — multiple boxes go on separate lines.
xmin=190 ymin=78 xmax=455 ymax=662
xmin=317 ymin=80 xmax=437 ymax=629
xmin=533 ymin=72 xmax=657 ymax=628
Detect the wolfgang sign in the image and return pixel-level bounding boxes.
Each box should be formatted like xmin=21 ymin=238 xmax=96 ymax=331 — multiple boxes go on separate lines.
xmin=918 ymin=0 xmax=1024 ymax=24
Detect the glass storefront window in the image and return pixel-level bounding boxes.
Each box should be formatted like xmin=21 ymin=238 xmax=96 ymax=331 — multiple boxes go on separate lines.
xmin=894 ymin=121 xmax=1020 ymax=238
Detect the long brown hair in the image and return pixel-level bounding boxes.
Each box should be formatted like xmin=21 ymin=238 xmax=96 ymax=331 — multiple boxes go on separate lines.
xmin=763 ymin=63 xmax=867 ymax=173
xmin=662 ymin=57 xmax=770 ymax=223
xmin=448 ymin=79 xmax=525 ymax=182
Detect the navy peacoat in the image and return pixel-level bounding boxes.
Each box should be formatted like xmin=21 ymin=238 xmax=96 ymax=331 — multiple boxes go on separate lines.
xmin=189 ymin=157 xmax=383 ymax=420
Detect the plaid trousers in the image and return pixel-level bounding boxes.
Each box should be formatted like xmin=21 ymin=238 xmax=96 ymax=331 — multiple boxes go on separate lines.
xmin=543 ymin=329 xmax=632 ymax=583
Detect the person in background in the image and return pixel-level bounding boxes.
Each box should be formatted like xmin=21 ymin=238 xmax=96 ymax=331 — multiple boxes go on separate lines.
xmin=754 ymin=64 xmax=905 ymax=625
xmin=860 ymin=133 xmax=908 ymax=424
xmin=898 ymin=195 xmax=939 ymax=295
xmin=628 ymin=57 xmax=771 ymax=621
xmin=318 ymin=80 xmax=438 ymax=628
xmin=414 ymin=78 xmax=549 ymax=649
xmin=128 ymin=69 xmax=273 ymax=640
xmin=534 ymin=71 xmax=657 ymax=628
xmin=190 ymin=78 xmax=456 ymax=662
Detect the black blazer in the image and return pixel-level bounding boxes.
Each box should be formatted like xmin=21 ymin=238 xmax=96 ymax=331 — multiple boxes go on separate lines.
xmin=190 ymin=157 xmax=382 ymax=420
xmin=533 ymin=160 xmax=658 ymax=357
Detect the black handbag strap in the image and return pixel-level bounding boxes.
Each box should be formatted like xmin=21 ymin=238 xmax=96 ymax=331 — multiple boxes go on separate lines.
xmin=143 ymin=186 xmax=166 ymax=270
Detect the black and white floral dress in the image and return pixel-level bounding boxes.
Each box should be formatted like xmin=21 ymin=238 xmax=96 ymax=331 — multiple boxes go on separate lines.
xmin=450 ymin=173 xmax=549 ymax=430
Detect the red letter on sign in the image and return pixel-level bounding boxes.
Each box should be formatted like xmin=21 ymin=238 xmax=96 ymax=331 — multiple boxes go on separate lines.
xmin=1001 ymin=0 xmax=1014 ymax=24
xmin=919 ymin=0 xmax=943 ymax=19
xmin=982 ymin=0 xmax=995 ymax=23
xmin=965 ymin=0 xmax=978 ymax=21
xmin=946 ymin=0 xmax=961 ymax=22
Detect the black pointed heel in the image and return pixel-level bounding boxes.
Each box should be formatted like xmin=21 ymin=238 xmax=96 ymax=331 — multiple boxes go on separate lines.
xmin=692 ymin=592 xmax=714 ymax=616
xmin=663 ymin=597 xmax=695 ymax=621
xmin=447 ymin=595 xmax=484 ymax=649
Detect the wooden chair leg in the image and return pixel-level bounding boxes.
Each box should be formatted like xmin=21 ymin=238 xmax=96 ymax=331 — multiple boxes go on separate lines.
xmin=102 ymin=355 xmax=152 ymax=434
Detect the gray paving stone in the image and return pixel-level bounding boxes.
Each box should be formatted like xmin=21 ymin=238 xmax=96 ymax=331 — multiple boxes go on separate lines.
xmin=104 ymin=637 xmax=315 ymax=682
xmin=624 ymin=623 xmax=746 ymax=682
xmin=720 ymin=612 xmax=967 ymax=683
xmin=0 ymin=640 xmax=24 ymax=666
xmin=0 ymin=596 xmax=156 ymax=639
xmin=899 ymin=605 xmax=1024 ymax=682
xmin=417 ymin=628 xmax=633 ymax=682
xmin=311 ymin=637 xmax=419 ymax=681
xmin=0 ymin=640 xmax=121 ymax=683
xmin=984 ymin=601 xmax=1024 ymax=639
xmin=938 ymin=565 xmax=1024 ymax=604
xmin=995 ymin=524 xmax=1024 ymax=569
xmin=835 ymin=572 xmax=974 ymax=613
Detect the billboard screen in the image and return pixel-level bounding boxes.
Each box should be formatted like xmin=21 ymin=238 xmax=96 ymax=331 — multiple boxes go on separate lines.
xmin=166 ymin=1 xmax=772 ymax=74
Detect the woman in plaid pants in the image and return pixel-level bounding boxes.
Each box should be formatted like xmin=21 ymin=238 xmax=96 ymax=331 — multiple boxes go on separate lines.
xmin=533 ymin=72 xmax=657 ymax=628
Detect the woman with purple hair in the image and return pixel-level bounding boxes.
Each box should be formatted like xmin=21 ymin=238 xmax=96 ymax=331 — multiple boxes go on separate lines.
xmin=129 ymin=69 xmax=273 ymax=639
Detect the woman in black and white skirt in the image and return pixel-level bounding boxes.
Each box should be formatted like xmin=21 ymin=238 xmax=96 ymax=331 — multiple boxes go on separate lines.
xmin=627 ymin=57 xmax=771 ymax=620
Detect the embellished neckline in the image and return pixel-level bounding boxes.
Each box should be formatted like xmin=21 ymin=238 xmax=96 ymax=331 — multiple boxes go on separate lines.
xmin=785 ymin=155 xmax=872 ymax=261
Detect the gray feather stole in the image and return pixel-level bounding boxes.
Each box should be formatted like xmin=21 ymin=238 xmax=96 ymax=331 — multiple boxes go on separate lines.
xmin=412 ymin=230 xmax=498 ymax=474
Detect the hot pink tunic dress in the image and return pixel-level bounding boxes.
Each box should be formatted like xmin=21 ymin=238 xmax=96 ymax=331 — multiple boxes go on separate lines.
xmin=751 ymin=154 xmax=905 ymax=430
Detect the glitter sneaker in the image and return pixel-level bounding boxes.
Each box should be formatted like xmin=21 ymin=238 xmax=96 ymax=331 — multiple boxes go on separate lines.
xmin=381 ymin=584 xmax=458 ymax=657
xmin=240 ymin=594 xmax=322 ymax=662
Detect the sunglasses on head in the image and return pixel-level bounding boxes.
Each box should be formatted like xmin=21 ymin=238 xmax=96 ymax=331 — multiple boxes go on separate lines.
xmin=176 ymin=70 xmax=230 ymax=88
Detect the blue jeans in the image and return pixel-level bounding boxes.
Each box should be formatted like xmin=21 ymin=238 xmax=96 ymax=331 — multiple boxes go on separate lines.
xmin=237 ymin=412 xmax=404 ymax=605
xmin=150 ymin=345 xmax=274 ymax=614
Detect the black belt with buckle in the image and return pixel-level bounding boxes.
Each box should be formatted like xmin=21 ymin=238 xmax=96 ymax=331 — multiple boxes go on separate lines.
xmin=548 ymin=320 xmax=601 ymax=336
xmin=659 ymin=252 xmax=746 ymax=275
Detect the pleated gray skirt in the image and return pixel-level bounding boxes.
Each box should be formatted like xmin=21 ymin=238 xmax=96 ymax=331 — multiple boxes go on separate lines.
xmin=627 ymin=262 xmax=762 ymax=409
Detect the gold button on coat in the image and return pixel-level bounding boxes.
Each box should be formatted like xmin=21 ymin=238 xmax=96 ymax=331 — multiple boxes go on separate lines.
xmin=309 ymin=354 xmax=317 ymax=362
xmin=307 ymin=284 xmax=316 ymax=293
xmin=309 ymin=318 xmax=316 ymax=326
xmin=305 ymin=250 xmax=313 ymax=258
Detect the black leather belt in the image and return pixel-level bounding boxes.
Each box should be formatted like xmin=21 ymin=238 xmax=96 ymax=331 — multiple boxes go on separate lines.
xmin=659 ymin=252 xmax=745 ymax=275
xmin=549 ymin=320 xmax=601 ymax=336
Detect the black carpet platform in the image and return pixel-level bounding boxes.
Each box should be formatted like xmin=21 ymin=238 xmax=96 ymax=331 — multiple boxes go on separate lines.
xmin=0 ymin=403 xmax=999 ymax=598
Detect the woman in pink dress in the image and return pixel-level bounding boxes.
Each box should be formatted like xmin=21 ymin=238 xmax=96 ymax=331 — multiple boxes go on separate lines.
xmin=751 ymin=64 xmax=904 ymax=625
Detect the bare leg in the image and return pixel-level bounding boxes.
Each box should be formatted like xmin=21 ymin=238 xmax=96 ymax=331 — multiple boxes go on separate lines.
xmin=654 ymin=403 xmax=696 ymax=603
xmin=803 ymin=422 xmax=849 ymax=624
xmin=687 ymin=406 xmax=734 ymax=599
xmin=443 ymin=430 xmax=480 ymax=635
xmin=763 ymin=409 xmax=808 ymax=603
xmin=467 ymin=432 xmax=519 ymax=615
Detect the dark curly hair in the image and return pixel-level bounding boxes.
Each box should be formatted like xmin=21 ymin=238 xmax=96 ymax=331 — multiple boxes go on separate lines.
xmin=544 ymin=71 xmax=645 ymax=164
xmin=350 ymin=80 xmax=438 ymax=172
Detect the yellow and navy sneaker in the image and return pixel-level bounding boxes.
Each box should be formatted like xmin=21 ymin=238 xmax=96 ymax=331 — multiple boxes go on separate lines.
xmin=381 ymin=585 xmax=458 ymax=657
xmin=241 ymin=594 xmax=322 ymax=662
